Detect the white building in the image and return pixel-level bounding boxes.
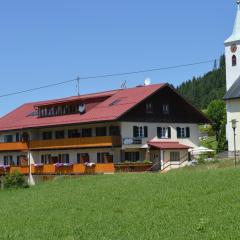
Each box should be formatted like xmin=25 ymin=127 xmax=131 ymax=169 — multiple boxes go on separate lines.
xmin=0 ymin=83 xmax=209 ymax=174
xmin=224 ymin=1 xmax=240 ymax=153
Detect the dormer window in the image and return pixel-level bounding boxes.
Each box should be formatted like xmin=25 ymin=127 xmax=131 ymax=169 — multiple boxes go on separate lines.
xmin=38 ymin=102 xmax=85 ymax=118
xmin=146 ymin=103 xmax=153 ymax=114
xmin=162 ymin=104 xmax=170 ymax=115
xmin=232 ymin=55 xmax=237 ymax=66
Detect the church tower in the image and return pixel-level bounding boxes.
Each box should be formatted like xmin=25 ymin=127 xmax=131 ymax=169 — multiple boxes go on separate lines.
xmin=225 ymin=1 xmax=240 ymax=90
xmin=224 ymin=1 xmax=240 ymax=153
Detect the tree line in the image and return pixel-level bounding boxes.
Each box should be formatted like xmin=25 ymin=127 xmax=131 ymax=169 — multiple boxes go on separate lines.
xmin=177 ymin=55 xmax=226 ymax=110
xmin=177 ymin=55 xmax=227 ymax=152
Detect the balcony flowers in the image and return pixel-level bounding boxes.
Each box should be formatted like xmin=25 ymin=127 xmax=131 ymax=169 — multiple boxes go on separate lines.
xmin=34 ymin=163 xmax=44 ymax=168
xmin=54 ymin=162 xmax=73 ymax=168
xmin=0 ymin=165 xmax=10 ymax=171
xmin=63 ymin=163 xmax=73 ymax=167
xmin=84 ymin=162 xmax=96 ymax=167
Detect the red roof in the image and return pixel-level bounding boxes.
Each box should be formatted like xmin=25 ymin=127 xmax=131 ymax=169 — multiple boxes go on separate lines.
xmin=148 ymin=141 xmax=191 ymax=150
xmin=0 ymin=84 xmax=166 ymax=131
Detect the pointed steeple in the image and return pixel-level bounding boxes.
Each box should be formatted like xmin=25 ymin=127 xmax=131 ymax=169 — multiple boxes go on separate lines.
xmin=225 ymin=1 xmax=240 ymax=44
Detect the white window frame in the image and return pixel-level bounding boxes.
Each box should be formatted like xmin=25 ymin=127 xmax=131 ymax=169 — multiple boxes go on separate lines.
xmin=163 ymin=104 xmax=170 ymax=114
xmin=146 ymin=103 xmax=153 ymax=114
xmin=170 ymin=152 xmax=180 ymax=162
xmin=180 ymin=128 xmax=186 ymax=138
xmin=162 ymin=127 xmax=169 ymax=139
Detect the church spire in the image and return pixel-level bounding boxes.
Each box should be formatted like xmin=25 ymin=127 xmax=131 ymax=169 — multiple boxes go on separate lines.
xmin=225 ymin=1 xmax=240 ymax=44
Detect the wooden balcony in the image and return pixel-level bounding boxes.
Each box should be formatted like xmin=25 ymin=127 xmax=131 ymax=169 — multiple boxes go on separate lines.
xmin=0 ymin=163 xmax=115 ymax=175
xmin=0 ymin=142 xmax=28 ymax=152
xmin=29 ymin=136 xmax=121 ymax=150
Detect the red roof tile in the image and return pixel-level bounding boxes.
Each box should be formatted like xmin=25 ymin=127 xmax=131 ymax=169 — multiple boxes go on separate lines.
xmin=148 ymin=141 xmax=191 ymax=150
xmin=0 ymin=84 xmax=166 ymax=131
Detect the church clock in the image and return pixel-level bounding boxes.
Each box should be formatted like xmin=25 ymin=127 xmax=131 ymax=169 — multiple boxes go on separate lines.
xmin=231 ymin=44 xmax=237 ymax=53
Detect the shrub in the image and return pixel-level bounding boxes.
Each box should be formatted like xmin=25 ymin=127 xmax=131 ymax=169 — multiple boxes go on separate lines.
xmin=197 ymin=155 xmax=206 ymax=165
xmin=143 ymin=160 xmax=153 ymax=164
xmin=4 ymin=172 xmax=29 ymax=189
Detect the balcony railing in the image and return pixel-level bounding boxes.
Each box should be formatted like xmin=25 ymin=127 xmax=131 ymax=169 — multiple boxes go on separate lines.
xmin=0 ymin=142 xmax=28 ymax=152
xmin=0 ymin=136 xmax=121 ymax=152
xmin=0 ymin=163 xmax=115 ymax=175
xmin=29 ymin=136 xmax=122 ymax=150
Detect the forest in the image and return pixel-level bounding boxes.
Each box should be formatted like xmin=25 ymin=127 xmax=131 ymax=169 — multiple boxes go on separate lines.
xmin=177 ymin=55 xmax=226 ymax=110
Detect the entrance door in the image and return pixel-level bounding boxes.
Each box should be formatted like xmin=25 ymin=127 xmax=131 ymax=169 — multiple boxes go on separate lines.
xmin=151 ymin=150 xmax=161 ymax=171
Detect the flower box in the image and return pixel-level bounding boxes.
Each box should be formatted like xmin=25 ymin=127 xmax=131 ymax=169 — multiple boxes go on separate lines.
xmin=0 ymin=165 xmax=10 ymax=171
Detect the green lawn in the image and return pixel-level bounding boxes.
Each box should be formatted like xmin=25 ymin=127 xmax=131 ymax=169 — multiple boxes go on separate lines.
xmin=1 ymin=165 xmax=240 ymax=239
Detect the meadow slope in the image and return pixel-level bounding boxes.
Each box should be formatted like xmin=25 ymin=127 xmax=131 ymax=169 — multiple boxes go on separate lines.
xmin=0 ymin=167 xmax=240 ymax=240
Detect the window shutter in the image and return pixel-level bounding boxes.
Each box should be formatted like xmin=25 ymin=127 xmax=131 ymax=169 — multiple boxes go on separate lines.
xmin=97 ymin=153 xmax=100 ymax=163
xmin=144 ymin=126 xmax=148 ymax=138
xmin=168 ymin=127 xmax=171 ymax=139
xmin=77 ymin=154 xmax=80 ymax=164
xmin=133 ymin=126 xmax=138 ymax=138
xmin=58 ymin=154 xmax=62 ymax=163
xmin=157 ymin=127 xmax=162 ymax=138
xmin=177 ymin=127 xmax=181 ymax=138
xmin=186 ymin=127 xmax=190 ymax=138
xmin=4 ymin=157 xmax=7 ymax=166
xmin=66 ymin=154 xmax=70 ymax=163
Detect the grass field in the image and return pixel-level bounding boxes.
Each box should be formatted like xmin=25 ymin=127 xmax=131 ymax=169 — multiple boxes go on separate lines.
xmin=1 ymin=163 xmax=240 ymax=239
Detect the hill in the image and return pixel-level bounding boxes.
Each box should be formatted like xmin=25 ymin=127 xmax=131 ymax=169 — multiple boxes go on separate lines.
xmin=177 ymin=55 xmax=226 ymax=109
xmin=1 ymin=163 xmax=240 ymax=240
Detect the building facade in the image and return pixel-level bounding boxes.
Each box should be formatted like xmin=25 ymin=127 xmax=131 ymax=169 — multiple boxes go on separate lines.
xmin=224 ymin=1 xmax=240 ymax=153
xmin=0 ymin=84 xmax=209 ymax=173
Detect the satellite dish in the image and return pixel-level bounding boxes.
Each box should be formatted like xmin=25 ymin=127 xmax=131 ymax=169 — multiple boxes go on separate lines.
xmin=144 ymin=78 xmax=151 ymax=86
xmin=78 ymin=103 xmax=86 ymax=114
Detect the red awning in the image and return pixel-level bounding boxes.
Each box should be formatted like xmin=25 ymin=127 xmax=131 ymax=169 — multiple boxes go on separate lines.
xmin=148 ymin=142 xmax=191 ymax=150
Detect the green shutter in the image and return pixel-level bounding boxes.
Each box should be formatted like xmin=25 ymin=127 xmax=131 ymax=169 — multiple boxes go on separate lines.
xmin=157 ymin=127 xmax=162 ymax=138
xmin=168 ymin=127 xmax=171 ymax=138
xmin=177 ymin=127 xmax=181 ymax=138
xmin=144 ymin=126 xmax=148 ymax=138
xmin=186 ymin=127 xmax=190 ymax=138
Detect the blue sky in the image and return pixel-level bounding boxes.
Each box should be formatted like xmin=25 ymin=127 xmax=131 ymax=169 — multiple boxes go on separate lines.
xmin=0 ymin=0 xmax=236 ymax=116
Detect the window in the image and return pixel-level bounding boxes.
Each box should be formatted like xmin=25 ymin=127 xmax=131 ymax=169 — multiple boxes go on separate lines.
xmin=97 ymin=152 xmax=113 ymax=163
xmin=133 ymin=126 xmax=148 ymax=138
xmin=232 ymin=55 xmax=237 ymax=66
xmin=109 ymin=98 xmax=122 ymax=106
xmin=124 ymin=152 xmax=140 ymax=162
xmin=82 ymin=128 xmax=92 ymax=137
xmin=41 ymin=154 xmax=52 ymax=164
xmin=146 ymin=103 xmax=153 ymax=114
xmin=96 ymin=127 xmax=107 ymax=137
xmin=157 ymin=127 xmax=171 ymax=139
xmin=162 ymin=104 xmax=170 ymax=115
xmin=77 ymin=153 xmax=89 ymax=163
xmin=4 ymin=135 xmax=13 ymax=143
xmin=3 ymin=156 xmax=14 ymax=165
xmin=16 ymin=133 xmax=21 ymax=142
xmin=68 ymin=129 xmax=81 ymax=138
xmin=109 ymin=126 xmax=120 ymax=136
xmin=42 ymin=131 xmax=52 ymax=140
xmin=38 ymin=103 xmax=83 ymax=118
xmin=17 ymin=155 xmax=27 ymax=166
xmin=176 ymin=127 xmax=190 ymax=138
xmin=55 ymin=130 xmax=65 ymax=139
xmin=170 ymin=152 xmax=180 ymax=162
xmin=58 ymin=154 xmax=70 ymax=163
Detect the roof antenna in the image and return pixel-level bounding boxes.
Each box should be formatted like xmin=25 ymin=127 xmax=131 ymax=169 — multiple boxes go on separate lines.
xmin=121 ymin=80 xmax=127 ymax=89
xmin=76 ymin=76 xmax=80 ymax=96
